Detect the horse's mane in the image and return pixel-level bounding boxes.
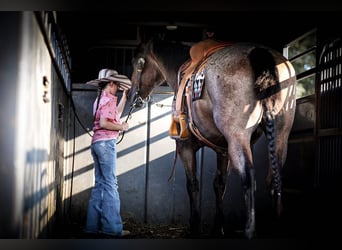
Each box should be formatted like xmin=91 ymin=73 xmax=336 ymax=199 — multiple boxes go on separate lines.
xmin=152 ymin=38 xmax=190 ymax=61
xmin=136 ymin=38 xmax=190 ymax=70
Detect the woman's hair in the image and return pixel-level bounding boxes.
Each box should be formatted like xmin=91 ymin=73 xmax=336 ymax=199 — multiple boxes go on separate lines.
xmin=93 ymin=81 xmax=109 ymax=121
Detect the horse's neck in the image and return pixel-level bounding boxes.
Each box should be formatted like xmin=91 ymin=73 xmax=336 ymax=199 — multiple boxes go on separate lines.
xmin=157 ymin=43 xmax=190 ymax=92
xmin=164 ymin=65 xmax=184 ymax=93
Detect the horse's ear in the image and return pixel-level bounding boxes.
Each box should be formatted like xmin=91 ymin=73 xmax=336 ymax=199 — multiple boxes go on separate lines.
xmin=138 ymin=36 xmax=157 ymax=48
xmin=147 ymin=33 xmax=165 ymax=43
xmin=139 ymin=35 xmax=150 ymax=44
xmin=146 ymin=38 xmax=154 ymax=48
xmin=157 ymin=33 xmax=165 ymax=41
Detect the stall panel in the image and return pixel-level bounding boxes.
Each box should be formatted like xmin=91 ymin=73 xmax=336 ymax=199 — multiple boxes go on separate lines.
xmin=316 ymin=38 xmax=342 ymax=189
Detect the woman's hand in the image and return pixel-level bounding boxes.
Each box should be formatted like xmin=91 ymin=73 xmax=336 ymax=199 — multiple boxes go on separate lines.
xmin=121 ymin=122 xmax=129 ymax=131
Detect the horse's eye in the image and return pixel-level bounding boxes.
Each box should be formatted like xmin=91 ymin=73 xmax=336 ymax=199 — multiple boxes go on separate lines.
xmin=138 ymin=57 xmax=145 ymax=65
xmin=137 ymin=57 xmax=145 ymax=72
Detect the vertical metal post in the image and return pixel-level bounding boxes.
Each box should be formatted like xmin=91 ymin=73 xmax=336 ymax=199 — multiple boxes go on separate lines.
xmin=144 ymin=99 xmax=152 ymax=223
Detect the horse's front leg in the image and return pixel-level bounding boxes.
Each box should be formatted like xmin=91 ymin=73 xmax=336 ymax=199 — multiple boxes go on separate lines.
xmin=212 ymin=152 xmax=229 ymax=236
xmin=177 ymin=140 xmax=201 ymax=237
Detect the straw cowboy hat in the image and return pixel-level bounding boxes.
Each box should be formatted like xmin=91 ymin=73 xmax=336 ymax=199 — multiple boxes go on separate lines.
xmin=86 ymin=68 xmax=132 ymax=91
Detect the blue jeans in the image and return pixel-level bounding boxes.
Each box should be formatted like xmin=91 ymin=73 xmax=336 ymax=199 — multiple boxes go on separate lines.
xmin=85 ymin=139 xmax=123 ymax=235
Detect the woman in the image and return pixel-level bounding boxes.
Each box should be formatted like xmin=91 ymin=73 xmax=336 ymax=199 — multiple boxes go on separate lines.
xmin=84 ymin=68 xmax=132 ymax=237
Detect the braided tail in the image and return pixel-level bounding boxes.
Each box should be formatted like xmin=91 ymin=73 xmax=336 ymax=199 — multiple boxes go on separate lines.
xmin=264 ymin=109 xmax=283 ymax=216
xmin=249 ymin=46 xmax=284 ymax=216
xmin=250 ymin=47 xmax=283 ymax=216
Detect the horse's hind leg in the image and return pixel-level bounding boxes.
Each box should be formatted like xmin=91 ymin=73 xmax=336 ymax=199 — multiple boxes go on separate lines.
xmin=227 ymin=137 xmax=256 ymax=239
xmin=212 ymin=152 xmax=229 ymax=236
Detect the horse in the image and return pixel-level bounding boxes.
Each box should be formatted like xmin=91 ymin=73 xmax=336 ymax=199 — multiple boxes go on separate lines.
xmin=128 ymin=37 xmax=297 ymax=239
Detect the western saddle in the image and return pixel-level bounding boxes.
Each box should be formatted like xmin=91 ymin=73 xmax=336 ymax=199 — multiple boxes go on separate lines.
xmin=169 ymin=39 xmax=232 ymax=139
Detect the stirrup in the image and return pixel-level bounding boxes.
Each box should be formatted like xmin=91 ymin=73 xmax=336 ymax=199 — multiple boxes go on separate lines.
xmin=169 ymin=113 xmax=190 ymax=140
xmin=169 ymin=117 xmax=179 ymax=138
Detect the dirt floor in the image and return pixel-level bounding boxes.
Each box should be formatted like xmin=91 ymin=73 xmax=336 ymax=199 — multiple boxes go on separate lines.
xmin=55 ymin=216 xmax=277 ymax=240
xmin=52 ymin=217 xmax=247 ymax=239
xmin=122 ymin=218 xmax=191 ymax=239
xmin=50 ymin=209 xmax=301 ymax=239
xmin=52 ymin=217 xmax=193 ymax=239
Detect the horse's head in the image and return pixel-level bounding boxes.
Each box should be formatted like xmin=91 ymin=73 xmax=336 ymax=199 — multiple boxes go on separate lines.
xmin=128 ymin=39 xmax=166 ymax=107
xmin=128 ymin=39 xmax=190 ymax=108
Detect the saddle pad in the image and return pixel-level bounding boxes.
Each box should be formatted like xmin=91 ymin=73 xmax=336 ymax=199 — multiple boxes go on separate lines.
xmin=192 ymin=69 xmax=205 ymax=101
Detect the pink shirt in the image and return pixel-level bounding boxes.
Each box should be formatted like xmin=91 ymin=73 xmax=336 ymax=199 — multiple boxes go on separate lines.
xmin=91 ymin=91 xmax=121 ymax=144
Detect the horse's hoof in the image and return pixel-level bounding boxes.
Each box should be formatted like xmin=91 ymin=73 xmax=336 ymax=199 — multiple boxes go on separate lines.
xmin=211 ymin=227 xmax=224 ymax=238
xmin=245 ymin=224 xmax=255 ymax=239
xmin=186 ymin=231 xmax=201 ymax=239
xmin=244 ymin=229 xmax=254 ymax=240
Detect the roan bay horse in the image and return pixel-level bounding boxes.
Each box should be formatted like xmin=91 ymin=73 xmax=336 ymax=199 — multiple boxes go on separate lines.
xmin=129 ymin=38 xmax=296 ymax=239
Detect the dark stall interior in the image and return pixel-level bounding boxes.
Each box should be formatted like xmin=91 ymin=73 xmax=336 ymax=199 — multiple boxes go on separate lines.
xmin=55 ymin=8 xmax=342 ymax=240
xmin=56 ymin=11 xmax=333 ymax=84
xmin=0 ymin=0 xmax=341 ymax=245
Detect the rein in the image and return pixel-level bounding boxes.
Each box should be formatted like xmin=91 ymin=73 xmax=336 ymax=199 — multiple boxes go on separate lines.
xmin=116 ymin=96 xmax=140 ymax=144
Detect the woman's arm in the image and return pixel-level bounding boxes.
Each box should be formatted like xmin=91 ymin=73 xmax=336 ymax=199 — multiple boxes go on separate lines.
xmin=117 ymin=90 xmax=128 ymax=116
xmin=99 ymin=116 xmax=129 ymax=131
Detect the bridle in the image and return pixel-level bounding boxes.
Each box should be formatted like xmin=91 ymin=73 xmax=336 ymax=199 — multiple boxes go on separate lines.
xmin=133 ymin=57 xmax=148 ymax=106
xmin=117 ymin=56 xmax=149 ymax=144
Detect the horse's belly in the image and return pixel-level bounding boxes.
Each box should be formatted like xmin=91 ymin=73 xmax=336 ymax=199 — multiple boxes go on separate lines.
xmin=192 ymin=102 xmax=227 ymax=145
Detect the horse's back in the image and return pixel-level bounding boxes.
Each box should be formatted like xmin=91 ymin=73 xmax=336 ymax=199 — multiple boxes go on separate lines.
xmin=209 ymin=42 xmax=290 ymax=69
xmin=198 ymin=42 xmax=296 ymax=139
xmin=206 ymin=42 xmax=296 ymax=112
